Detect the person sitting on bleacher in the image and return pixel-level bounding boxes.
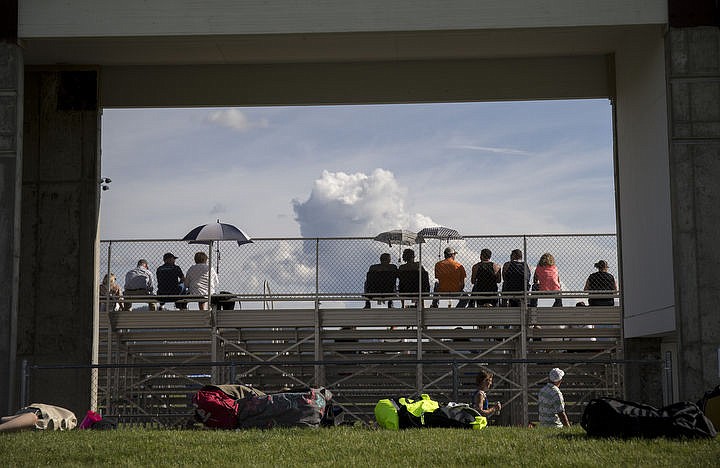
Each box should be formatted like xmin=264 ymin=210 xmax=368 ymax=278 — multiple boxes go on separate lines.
xmin=123 ymin=259 xmax=156 ymax=311
xmin=185 ymin=251 xmax=218 ymax=310
xmin=501 ymin=249 xmax=531 ymax=307
xmin=156 ymin=252 xmax=188 ymax=310
xmin=363 ymin=253 xmax=398 ymax=309
xmin=584 ymin=260 xmax=617 ymax=306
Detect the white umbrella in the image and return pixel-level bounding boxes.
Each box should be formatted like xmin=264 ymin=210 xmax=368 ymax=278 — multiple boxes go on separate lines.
xmin=418 ymin=226 xmax=463 ymax=259
xmin=373 ymin=229 xmax=424 ymax=263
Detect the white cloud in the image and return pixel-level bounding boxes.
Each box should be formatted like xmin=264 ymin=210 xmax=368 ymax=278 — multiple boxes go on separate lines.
xmin=448 ymin=144 xmax=532 ymax=156
xmin=292 ymin=169 xmax=437 ymax=237
xmin=206 ymin=108 xmax=269 ymax=132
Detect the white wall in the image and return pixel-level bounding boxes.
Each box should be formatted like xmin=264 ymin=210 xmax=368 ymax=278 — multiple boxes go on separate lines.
xmin=615 ymin=28 xmax=676 ymax=338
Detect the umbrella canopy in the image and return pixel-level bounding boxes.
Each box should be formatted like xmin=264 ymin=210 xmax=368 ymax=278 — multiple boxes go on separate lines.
xmin=373 ymin=229 xmax=424 ymax=265
xmin=418 ymin=226 xmax=463 ymax=259
xmin=417 ymin=226 xmax=462 ymax=242
xmin=183 ymin=222 xmax=253 ymax=247
xmin=373 ymin=229 xmax=423 ymax=247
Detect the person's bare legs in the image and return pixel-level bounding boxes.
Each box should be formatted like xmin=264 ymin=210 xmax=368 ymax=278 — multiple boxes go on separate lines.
xmin=0 ymin=412 xmax=38 ymax=432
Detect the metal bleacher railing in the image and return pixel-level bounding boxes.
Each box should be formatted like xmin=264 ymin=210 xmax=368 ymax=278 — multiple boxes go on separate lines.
xmin=88 ymin=233 xmax=625 ymax=427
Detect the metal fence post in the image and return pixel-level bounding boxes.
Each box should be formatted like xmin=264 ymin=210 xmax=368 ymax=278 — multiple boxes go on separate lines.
xmin=20 ymin=359 xmax=29 ymax=407
xmin=452 ymin=361 xmax=459 ymax=401
xmin=521 ymin=235 xmax=529 ymax=426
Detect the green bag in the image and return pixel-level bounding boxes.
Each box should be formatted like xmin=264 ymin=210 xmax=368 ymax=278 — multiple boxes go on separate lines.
xmin=397 ymin=394 xmax=440 ymax=426
xmin=374 ymin=399 xmax=400 ymax=430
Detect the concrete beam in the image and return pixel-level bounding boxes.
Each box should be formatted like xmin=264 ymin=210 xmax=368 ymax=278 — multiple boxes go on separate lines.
xmin=101 ymin=56 xmax=611 ymax=108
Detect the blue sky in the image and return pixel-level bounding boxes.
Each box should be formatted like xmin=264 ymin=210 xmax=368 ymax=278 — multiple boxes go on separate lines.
xmin=100 ymin=99 xmax=616 ymax=240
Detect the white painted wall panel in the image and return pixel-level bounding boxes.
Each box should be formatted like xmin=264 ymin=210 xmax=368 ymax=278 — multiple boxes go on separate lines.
xmin=19 ymin=0 xmax=668 ymax=38
xmin=614 ymin=28 xmax=676 ymax=338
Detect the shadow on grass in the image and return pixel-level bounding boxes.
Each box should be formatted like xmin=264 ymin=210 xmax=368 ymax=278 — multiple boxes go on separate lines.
xmin=553 ymin=432 xmax=590 ymax=441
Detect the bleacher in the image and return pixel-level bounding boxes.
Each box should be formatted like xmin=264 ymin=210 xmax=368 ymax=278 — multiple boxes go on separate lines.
xmin=97 ymin=295 xmax=622 ymax=426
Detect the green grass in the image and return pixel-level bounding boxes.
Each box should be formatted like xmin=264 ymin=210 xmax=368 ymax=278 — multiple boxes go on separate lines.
xmin=1 ymin=426 xmax=718 ymax=467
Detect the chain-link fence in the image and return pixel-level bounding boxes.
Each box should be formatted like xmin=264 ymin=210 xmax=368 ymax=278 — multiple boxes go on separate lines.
xmin=99 ymin=234 xmax=618 ymax=308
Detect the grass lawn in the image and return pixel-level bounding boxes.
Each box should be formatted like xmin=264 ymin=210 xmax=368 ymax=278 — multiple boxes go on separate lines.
xmin=1 ymin=426 xmax=718 ymax=467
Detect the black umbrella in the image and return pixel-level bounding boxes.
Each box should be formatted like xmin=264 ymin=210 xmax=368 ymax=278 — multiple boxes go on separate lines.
xmin=183 ymin=221 xmax=253 ymax=247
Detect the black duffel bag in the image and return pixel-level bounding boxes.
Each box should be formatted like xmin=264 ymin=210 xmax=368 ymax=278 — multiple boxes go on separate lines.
xmin=581 ymin=397 xmax=716 ymax=439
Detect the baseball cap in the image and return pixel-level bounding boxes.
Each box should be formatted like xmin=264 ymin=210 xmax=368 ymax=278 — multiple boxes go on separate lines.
xmin=549 ymin=368 xmax=565 ymax=382
xmin=163 ymin=252 xmax=178 ymax=261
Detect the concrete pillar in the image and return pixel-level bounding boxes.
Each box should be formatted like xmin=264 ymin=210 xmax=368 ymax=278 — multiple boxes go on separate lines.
xmin=18 ymin=70 xmax=100 ymax=416
xmin=667 ymin=26 xmax=720 ymax=401
xmin=0 ymin=42 xmax=22 ymax=415
xmin=624 ymin=337 xmax=664 ymax=407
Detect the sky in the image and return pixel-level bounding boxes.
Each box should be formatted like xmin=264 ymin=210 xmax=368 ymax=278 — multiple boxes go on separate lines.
xmin=99 ymin=99 xmax=616 ymax=241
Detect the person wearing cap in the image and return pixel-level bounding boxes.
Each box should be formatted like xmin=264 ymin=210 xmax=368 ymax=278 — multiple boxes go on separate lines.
xmin=122 ymin=259 xmax=156 ymax=310
xmin=584 ymin=260 xmax=618 ymax=306
xmin=431 ymin=246 xmax=468 ymax=308
xmin=538 ymin=367 xmax=570 ymax=427
xmin=156 ymin=252 xmax=188 ymax=310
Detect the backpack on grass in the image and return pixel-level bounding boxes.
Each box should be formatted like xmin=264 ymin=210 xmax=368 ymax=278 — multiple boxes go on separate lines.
xmin=375 ymin=395 xmax=486 ymax=430
xmin=581 ymin=397 xmax=716 ymax=439
xmin=236 ymin=387 xmax=333 ymax=429
xmin=192 ymin=384 xmax=263 ymax=429
xmin=696 ymin=385 xmax=720 ymax=432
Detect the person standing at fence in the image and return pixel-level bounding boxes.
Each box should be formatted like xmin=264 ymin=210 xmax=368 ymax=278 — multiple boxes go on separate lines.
xmin=156 ymin=252 xmax=188 ymax=310
xmin=0 ymin=403 xmax=76 ymax=432
xmin=501 ymin=249 xmax=531 ymax=307
xmin=538 ymin=368 xmax=570 ymax=427
xmin=470 ymin=249 xmax=501 ymax=307
xmin=584 ymin=260 xmax=617 ymax=306
xmin=99 ymin=273 xmax=125 ymax=312
xmin=472 ymin=369 xmax=502 ymax=418
xmin=532 ymin=252 xmax=563 ymax=307
xmin=123 ymin=259 xmax=156 ymax=310
xmin=432 ymin=247 xmax=468 ymax=308
xmin=185 ymin=251 xmax=219 ymax=310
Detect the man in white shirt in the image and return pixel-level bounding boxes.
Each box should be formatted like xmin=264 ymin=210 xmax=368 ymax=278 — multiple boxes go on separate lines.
xmin=123 ymin=259 xmax=156 ymax=310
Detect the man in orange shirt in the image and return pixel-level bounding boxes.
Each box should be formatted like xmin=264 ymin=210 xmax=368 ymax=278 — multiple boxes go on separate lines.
xmin=431 ymin=246 xmax=468 ymax=307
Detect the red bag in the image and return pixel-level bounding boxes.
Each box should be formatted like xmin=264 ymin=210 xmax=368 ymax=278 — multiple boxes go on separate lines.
xmin=192 ymin=388 xmax=239 ymax=429
xmin=78 ymin=410 xmax=103 ymax=429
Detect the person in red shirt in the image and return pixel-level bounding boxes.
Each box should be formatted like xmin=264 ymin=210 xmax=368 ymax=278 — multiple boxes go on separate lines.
xmin=533 ymin=252 xmax=563 ymax=307
xmin=431 ymin=246 xmax=468 ymax=307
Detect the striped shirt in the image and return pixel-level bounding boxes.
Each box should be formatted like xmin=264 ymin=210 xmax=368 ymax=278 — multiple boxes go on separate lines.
xmin=538 ymin=382 xmax=565 ymax=427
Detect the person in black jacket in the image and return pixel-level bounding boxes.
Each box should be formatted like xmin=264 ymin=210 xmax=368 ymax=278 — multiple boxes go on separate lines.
xmin=500 ymin=249 xmax=531 ymax=307
xmin=584 ymin=260 xmax=617 ymax=306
